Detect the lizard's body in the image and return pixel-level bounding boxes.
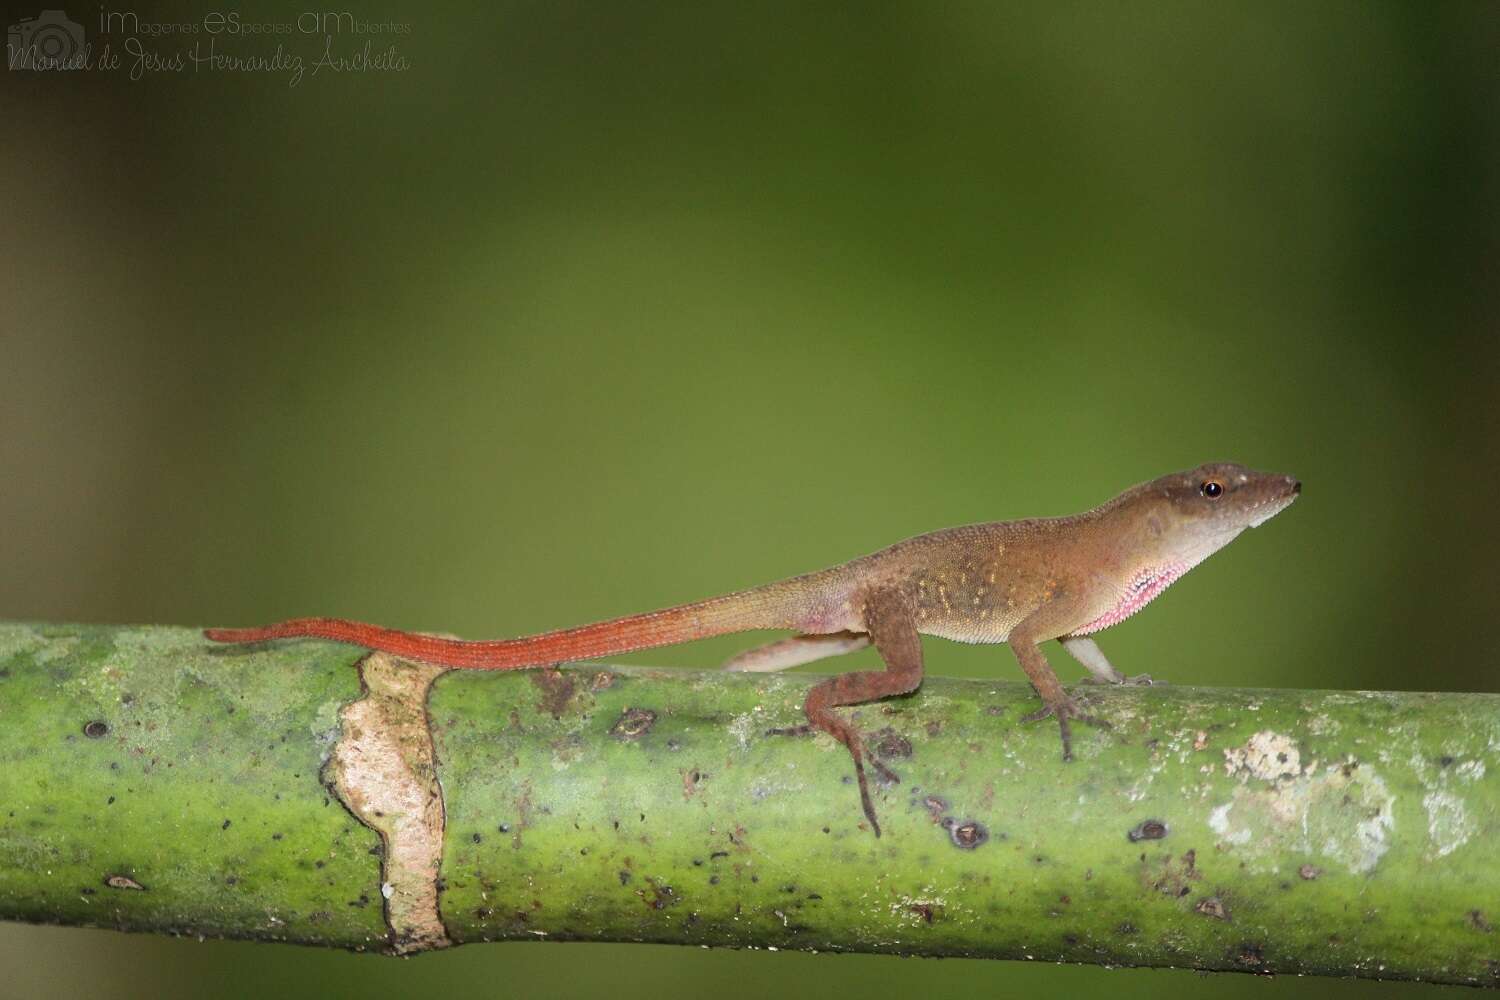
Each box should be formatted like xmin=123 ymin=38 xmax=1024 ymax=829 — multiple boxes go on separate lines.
xmin=208 ymin=462 xmax=1299 ymax=834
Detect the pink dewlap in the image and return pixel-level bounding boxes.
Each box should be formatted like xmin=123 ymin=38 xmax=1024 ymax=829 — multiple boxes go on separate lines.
xmin=1073 ymin=562 xmax=1188 ymax=636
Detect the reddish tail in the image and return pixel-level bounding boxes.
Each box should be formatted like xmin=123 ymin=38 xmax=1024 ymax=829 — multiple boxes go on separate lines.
xmin=204 ymin=586 xmax=805 ymax=670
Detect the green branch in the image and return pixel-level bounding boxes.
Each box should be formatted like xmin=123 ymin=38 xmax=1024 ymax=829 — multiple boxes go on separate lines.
xmin=0 ymin=623 xmax=1495 ymax=985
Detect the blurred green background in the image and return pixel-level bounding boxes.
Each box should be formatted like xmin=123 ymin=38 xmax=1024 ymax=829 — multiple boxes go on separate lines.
xmin=2 ymin=1 xmax=1496 ymax=996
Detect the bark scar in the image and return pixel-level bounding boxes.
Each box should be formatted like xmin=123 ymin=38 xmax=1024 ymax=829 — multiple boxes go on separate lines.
xmin=324 ymin=651 xmax=451 ymax=954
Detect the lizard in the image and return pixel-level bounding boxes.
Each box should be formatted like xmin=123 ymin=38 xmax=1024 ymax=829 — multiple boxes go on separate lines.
xmin=205 ymin=462 xmax=1299 ymax=835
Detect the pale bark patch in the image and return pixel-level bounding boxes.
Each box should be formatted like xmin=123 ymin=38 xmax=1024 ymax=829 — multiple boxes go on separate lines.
xmin=325 ymin=652 xmax=451 ymax=954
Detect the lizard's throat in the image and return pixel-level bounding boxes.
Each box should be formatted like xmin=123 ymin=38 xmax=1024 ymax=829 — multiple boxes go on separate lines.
xmin=1073 ymin=561 xmax=1190 ymax=636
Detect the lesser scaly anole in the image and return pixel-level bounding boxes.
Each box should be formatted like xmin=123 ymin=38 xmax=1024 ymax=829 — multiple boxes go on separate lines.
xmin=207 ymin=462 xmax=1299 ymax=835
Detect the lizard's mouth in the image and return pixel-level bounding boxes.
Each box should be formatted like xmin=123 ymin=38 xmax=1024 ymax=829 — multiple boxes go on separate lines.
xmin=1247 ymin=490 xmax=1298 ymax=528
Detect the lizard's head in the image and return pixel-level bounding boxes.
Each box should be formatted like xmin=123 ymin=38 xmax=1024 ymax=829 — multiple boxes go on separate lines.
xmin=1133 ymin=462 xmax=1300 ymax=564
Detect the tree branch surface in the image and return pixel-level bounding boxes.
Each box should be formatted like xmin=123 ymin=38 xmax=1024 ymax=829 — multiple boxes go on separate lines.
xmin=0 ymin=623 xmax=1495 ymax=985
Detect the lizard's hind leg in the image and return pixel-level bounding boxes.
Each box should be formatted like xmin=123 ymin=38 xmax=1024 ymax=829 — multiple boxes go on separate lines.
xmin=797 ymin=588 xmax=924 ymax=837
xmin=723 ymin=631 xmax=870 ymax=672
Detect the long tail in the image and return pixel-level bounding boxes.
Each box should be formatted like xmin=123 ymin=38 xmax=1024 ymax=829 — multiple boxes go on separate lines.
xmin=203 ymin=582 xmax=814 ymax=670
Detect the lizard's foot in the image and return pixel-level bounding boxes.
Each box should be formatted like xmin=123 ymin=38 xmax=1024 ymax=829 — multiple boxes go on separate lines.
xmin=1078 ymin=672 xmax=1162 ymax=686
xmin=765 ymin=723 xmax=814 ymax=738
xmin=766 ymin=724 xmax=900 ymax=783
xmin=1021 ymin=695 xmax=1111 ymax=762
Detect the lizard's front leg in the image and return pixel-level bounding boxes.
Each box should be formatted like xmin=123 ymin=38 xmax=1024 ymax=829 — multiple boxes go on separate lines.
xmin=1010 ymin=602 xmax=1111 ymax=761
xmin=1060 ymin=635 xmax=1158 ymax=686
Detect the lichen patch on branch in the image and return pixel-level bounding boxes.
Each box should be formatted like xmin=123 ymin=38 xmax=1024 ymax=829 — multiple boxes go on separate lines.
xmin=324 ymin=652 xmax=451 ymax=954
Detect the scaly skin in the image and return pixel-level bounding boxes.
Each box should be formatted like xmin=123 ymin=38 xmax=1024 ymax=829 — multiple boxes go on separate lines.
xmin=207 ymin=462 xmax=1300 ymax=835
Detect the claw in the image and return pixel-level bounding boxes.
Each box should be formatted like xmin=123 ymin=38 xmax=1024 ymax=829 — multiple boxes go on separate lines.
xmin=870 ymin=756 xmax=901 ymax=786
xmin=1021 ymin=695 xmax=1111 ymax=761
xmin=765 ymin=724 xmax=814 ymax=738
xmin=1077 ymin=672 xmax=1162 ymax=687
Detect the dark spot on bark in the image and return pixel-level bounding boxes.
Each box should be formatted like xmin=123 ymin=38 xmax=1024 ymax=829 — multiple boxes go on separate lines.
xmin=1298 ymin=864 xmax=1322 ymax=880
xmin=611 ymin=708 xmax=657 ymax=740
xmin=1234 ymin=943 xmax=1266 ymax=968
xmin=1128 ymin=819 xmax=1168 ymax=842
xmin=908 ymin=903 xmax=937 ymax=923
xmin=942 ymin=819 xmax=988 ymax=849
xmin=636 ymin=877 xmax=679 ymax=910
xmin=1145 ymin=850 xmax=1202 ymax=896
xmin=1469 ymin=910 xmax=1494 ymax=933
xmin=83 ymin=721 xmax=108 ymax=739
xmin=1196 ymin=896 xmax=1230 ymax=920
xmin=529 ymin=669 xmax=577 ymax=718
xmin=104 ymin=874 xmax=144 ymax=891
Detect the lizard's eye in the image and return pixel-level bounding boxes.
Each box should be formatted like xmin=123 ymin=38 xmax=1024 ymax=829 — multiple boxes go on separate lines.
xmin=1201 ymin=480 xmax=1223 ymax=498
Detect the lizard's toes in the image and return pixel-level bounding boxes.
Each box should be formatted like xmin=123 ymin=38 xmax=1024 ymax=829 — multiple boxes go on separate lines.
xmin=870 ymin=757 xmax=901 ymax=786
xmin=1020 ymin=702 xmax=1055 ymax=723
xmin=765 ymin=724 xmax=814 ymax=738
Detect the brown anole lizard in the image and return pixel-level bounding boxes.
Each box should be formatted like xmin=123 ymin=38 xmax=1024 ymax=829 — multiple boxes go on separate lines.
xmin=206 ymin=462 xmax=1299 ymax=835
